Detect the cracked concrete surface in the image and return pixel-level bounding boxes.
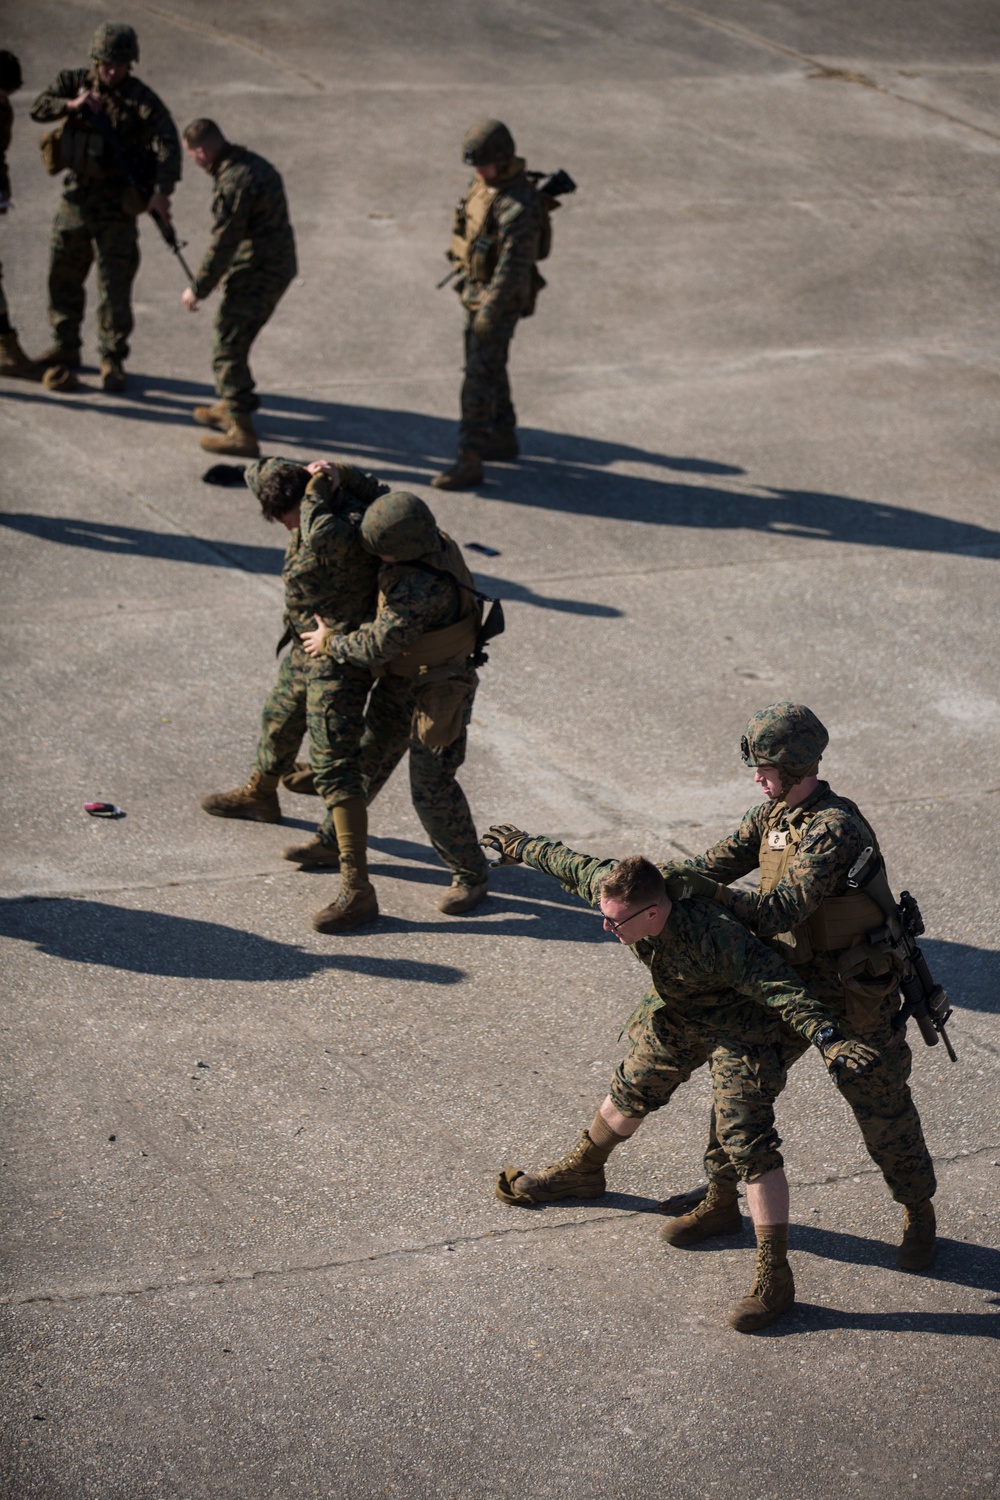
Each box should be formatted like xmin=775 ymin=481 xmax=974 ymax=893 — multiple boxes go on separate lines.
xmin=1 ymin=0 xmax=999 ymax=1496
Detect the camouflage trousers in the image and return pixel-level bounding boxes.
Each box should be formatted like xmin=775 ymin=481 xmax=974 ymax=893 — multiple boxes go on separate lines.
xmin=0 ymin=255 xmax=9 ymax=324
xmin=782 ymin=956 xmax=935 ymax=1205
xmin=610 ymin=991 xmax=788 ymax=1182
xmin=458 ymin=310 xmax=519 ymax=456
xmin=253 ymin=642 xmax=370 ymax=845
xmin=47 ymin=191 xmax=139 ymax=358
xmin=361 ymin=675 xmax=488 ymax=884
xmin=213 ymin=262 xmax=295 ymax=417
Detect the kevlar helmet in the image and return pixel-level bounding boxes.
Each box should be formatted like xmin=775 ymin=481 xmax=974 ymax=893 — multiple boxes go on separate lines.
xmin=360 ymin=491 xmax=438 ymax=560
xmin=462 ymin=118 xmax=515 ymax=167
xmin=91 ymin=22 xmax=139 ymax=65
xmin=741 ymin=702 xmax=828 ymax=787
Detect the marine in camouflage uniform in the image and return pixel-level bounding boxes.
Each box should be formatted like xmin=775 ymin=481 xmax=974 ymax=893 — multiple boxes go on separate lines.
xmin=182 ymin=117 xmax=297 ymax=458
xmin=200 ymin=457 xmax=386 ymax=933
xmin=315 ymin=491 xmax=490 ymax=919
xmin=481 ymin=826 xmax=879 ymax=1331
xmin=0 ymin=50 xmax=42 ymax=379
xmin=671 ymin=702 xmax=937 ymax=1272
xmin=433 ymin=120 xmax=543 ymax=491
xmin=29 ymin=23 xmax=180 ymax=389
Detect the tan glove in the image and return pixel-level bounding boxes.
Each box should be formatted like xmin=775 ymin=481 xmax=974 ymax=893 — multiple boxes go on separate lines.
xmin=480 ymin=823 xmax=530 ymax=866
xmin=815 ymin=1028 xmax=881 ymax=1082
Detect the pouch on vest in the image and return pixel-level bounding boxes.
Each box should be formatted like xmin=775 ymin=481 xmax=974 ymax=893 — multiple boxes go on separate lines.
xmin=39 ymin=117 xmax=105 ymax=179
xmin=412 ymin=674 xmax=475 ymax=749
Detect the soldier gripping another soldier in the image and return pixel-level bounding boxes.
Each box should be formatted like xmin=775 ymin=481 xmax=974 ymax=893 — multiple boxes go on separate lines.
xmin=480 ymin=824 xmax=880 ymax=1332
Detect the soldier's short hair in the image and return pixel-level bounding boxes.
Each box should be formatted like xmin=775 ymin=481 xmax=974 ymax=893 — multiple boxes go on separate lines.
xmin=258 ymin=464 xmax=309 ymax=521
xmin=183 ymin=117 xmax=225 ymax=150
xmin=0 ymin=51 xmax=23 ymax=92
xmin=601 ymin=856 xmax=664 ymax=909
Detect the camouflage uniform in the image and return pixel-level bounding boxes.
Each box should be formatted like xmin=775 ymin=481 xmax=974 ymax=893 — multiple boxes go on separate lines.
xmin=189 ymin=144 xmax=296 ymax=417
xmin=447 ymin=155 xmax=542 ymax=456
xmin=685 ymin=782 xmax=936 ymax=1205
xmin=29 ymin=67 xmax=180 ymax=359
xmin=245 ymin=459 xmax=385 ymax=842
xmin=519 ymin=837 xmax=842 ymax=1183
xmin=0 ymin=92 xmax=13 ymax=323
xmin=325 ymin=533 xmax=488 ymax=885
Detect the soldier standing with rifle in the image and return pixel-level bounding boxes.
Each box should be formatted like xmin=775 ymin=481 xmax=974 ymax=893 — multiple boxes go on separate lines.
xmin=433 ymin=119 xmax=546 ymax=492
xmin=29 ymin=21 xmax=180 ymax=392
xmin=180 ymin=118 xmax=297 ymax=460
xmin=668 ymin=703 xmax=941 ymax=1271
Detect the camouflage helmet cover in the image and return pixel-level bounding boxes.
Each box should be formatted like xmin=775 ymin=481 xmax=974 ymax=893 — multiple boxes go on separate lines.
xmin=741 ymin=702 xmax=829 ymax=777
xmin=91 ymin=22 xmax=139 ymax=64
xmin=462 ymin=118 xmax=515 ymax=167
xmin=360 ymin=491 xmax=439 ymax=560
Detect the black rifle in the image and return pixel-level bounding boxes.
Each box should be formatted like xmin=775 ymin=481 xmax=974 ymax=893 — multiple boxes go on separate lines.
xmin=83 ymin=102 xmax=196 ymax=282
xmin=437 ymin=168 xmax=577 ymax=289
xmin=847 ymin=845 xmax=957 ymax=1061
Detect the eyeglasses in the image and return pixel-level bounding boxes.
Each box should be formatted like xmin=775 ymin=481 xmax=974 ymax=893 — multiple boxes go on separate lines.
xmin=601 ymin=906 xmax=653 ymax=936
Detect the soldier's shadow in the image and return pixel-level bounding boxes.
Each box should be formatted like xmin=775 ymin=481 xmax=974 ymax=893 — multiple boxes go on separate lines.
xmin=7 ymin=380 xmax=998 ymax=558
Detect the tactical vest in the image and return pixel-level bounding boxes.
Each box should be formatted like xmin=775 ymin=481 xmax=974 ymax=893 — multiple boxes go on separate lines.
xmin=382 ymin=533 xmax=481 ymax=682
xmin=758 ymin=796 xmax=885 ymax=970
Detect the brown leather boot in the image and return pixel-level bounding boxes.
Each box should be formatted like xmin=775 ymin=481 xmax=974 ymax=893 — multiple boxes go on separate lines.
xmin=280 ymin=762 xmax=318 ymax=796
xmin=311 ymin=856 xmax=379 ymax=933
xmin=437 ymin=878 xmax=488 ymax=914
xmin=659 ymin=1181 xmax=742 ymax=1247
xmin=727 ymin=1228 xmax=795 ymax=1333
xmin=100 ymin=356 xmax=126 ymax=393
xmin=0 ymin=331 xmax=42 ymax=380
xmin=897 ymin=1200 xmax=936 ymax=1271
xmin=495 ymin=1130 xmax=609 ymax=1206
xmin=193 ymin=399 xmax=229 ymax=430
xmin=431 ymin=451 xmax=483 ymax=491
xmin=200 ymin=415 xmax=260 ymax=458
xmin=282 ymin=836 xmax=340 ymax=868
xmin=200 ymin=769 xmax=280 ymax=822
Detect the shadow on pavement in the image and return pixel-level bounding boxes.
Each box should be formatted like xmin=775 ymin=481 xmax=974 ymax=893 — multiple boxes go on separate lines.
xmin=921 ymin=938 xmax=998 ymax=1015
xmin=4 ymin=385 xmax=998 ymax=558
xmin=0 ymin=897 xmax=465 ymax=984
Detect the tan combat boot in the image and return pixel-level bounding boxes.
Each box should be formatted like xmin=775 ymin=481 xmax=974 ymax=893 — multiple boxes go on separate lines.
xmin=280 ymin=762 xmax=318 ymax=796
xmin=659 ymin=1181 xmax=742 ymax=1247
xmin=0 ymin=331 xmax=42 ymax=380
xmin=200 ymin=769 xmax=281 ymax=822
xmin=727 ymin=1228 xmax=795 ymax=1333
xmin=437 ymin=878 xmax=488 ymax=914
xmin=192 ymin=398 xmax=229 ymax=430
xmin=42 ymin=364 xmax=79 ymax=392
xmin=282 ymin=836 xmax=340 ymax=868
xmin=99 ymin=356 xmax=126 ymax=393
xmin=34 ymin=342 xmax=82 ymax=368
xmin=200 ymin=414 xmax=260 ymax=458
xmin=431 ymin=451 xmax=483 ymax=491
xmin=495 ymin=1130 xmax=610 ymax=1206
xmin=311 ymin=856 xmax=379 ymax=933
xmin=897 ymin=1200 xmax=936 ymax=1271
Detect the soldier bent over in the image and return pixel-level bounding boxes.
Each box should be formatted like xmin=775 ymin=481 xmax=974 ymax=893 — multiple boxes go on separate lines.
xmin=481 ymin=827 xmax=878 ymax=1332
xmin=670 ymin=703 xmax=938 ymax=1271
xmin=200 ymin=458 xmax=387 ymax=933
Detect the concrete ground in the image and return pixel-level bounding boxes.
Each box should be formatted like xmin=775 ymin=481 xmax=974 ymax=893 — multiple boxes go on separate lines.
xmin=1 ymin=1 xmax=998 ymax=1496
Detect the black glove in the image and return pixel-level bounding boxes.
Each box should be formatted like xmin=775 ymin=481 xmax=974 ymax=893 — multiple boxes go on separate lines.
xmin=480 ymin=823 xmax=530 ymax=866
xmin=664 ymin=868 xmax=720 ymax=902
xmin=814 ymin=1026 xmax=880 ymax=1082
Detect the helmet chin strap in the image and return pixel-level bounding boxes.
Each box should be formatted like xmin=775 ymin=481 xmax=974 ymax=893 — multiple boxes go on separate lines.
xmin=777 ymin=760 xmax=819 ymax=796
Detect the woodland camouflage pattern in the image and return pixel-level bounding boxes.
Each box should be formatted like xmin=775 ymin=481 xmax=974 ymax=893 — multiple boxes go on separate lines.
xmin=243 ymin=462 xmax=386 ymax=832
xmin=30 ymin=67 xmax=180 ymax=358
xmin=327 ymin=539 xmax=487 ymax=883
xmin=520 ymin=837 xmax=844 ymax=1181
xmin=684 ymin=781 xmax=937 ymax=1204
xmin=190 ymin=144 xmax=297 ymax=416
